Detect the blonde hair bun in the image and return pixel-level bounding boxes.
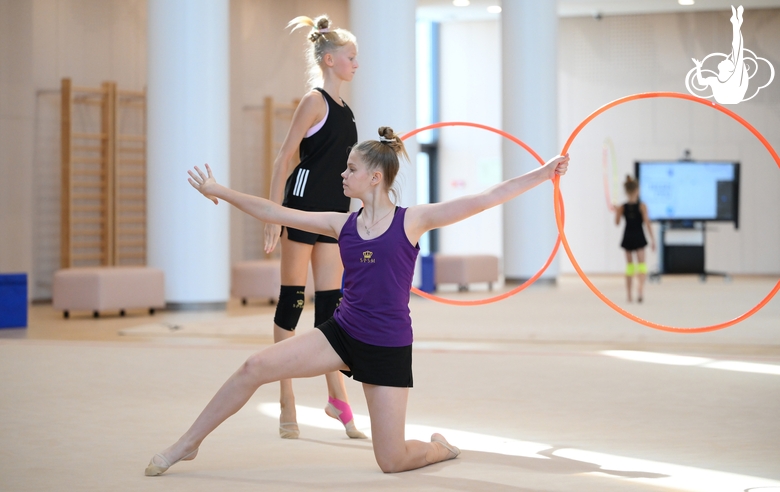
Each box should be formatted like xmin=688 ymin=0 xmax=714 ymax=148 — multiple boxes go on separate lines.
xmin=287 ymin=15 xmax=357 ymax=90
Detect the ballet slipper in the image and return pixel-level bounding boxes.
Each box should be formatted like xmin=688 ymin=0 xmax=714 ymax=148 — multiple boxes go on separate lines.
xmin=325 ymin=397 xmax=367 ymax=439
xmin=428 ymin=433 xmax=460 ymax=463
xmin=279 ymin=422 xmax=300 ymax=439
xmin=144 ymin=448 xmax=198 ymax=476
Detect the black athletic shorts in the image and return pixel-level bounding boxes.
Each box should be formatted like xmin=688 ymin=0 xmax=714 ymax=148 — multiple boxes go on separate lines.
xmin=280 ymin=204 xmax=344 ymax=245
xmin=283 ymin=226 xmax=338 ymax=245
xmin=316 ymin=317 xmax=413 ymax=388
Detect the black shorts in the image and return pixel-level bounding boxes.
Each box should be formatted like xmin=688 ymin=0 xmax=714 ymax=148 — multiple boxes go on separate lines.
xmin=283 ymin=226 xmax=338 ymax=245
xmin=317 ymin=317 xmax=413 ymax=388
xmin=280 ymin=204 xmax=345 ymax=245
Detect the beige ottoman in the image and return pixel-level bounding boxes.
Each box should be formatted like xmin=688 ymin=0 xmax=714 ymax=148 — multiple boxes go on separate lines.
xmin=434 ymin=254 xmax=500 ymax=292
xmin=53 ymin=266 xmax=165 ymax=318
xmin=231 ymin=260 xmax=315 ymax=305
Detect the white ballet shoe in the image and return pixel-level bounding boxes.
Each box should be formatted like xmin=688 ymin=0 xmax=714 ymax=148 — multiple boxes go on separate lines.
xmin=430 ymin=433 xmax=460 ymax=462
xmin=279 ymin=422 xmax=300 ymax=439
xmin=342 ymin=420 xmax=367 ymax=439
xmin=144 ymin=448 xmax=198 ymax=476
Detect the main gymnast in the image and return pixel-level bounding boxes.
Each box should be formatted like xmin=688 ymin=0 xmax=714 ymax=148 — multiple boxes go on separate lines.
xmin=145 ymin=127 xmax=569 ymax=475
xmin=265 ymin=15 xmax=364 ymax=439
xmin=615 ymin=175 xmax=655 ymax=303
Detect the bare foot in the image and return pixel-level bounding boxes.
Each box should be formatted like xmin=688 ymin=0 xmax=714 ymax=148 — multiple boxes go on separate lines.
xmin=426 ymin=433 xmax=460 ymax=464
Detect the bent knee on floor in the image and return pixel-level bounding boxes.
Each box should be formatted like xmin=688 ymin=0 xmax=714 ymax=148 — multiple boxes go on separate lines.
xmin=375 ymin=453 xmax=407 ymax=474
xmin=378 ymin=462 xmax=404 ymax=474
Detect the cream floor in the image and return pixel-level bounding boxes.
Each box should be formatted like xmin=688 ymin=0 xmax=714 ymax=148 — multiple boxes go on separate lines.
xmin=1 ymin=274 xmax=779 ymax=491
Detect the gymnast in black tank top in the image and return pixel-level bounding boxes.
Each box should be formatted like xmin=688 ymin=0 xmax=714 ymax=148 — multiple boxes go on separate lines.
xmin=261 ymin=15 xmax=364 ymax=441
xmin=283 ymin=87 xmax=357 ymax=213
xmin=615 ymin=176 xmax=656 ymax=303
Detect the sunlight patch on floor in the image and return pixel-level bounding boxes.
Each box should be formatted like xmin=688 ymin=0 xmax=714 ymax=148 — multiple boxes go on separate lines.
xmin=601 ymin=350 xmax=780 ymax=375
xmin=258 ymin=403 xmax=780 ymax=491
xmin=257 ymin=402 xmax=550 ymax=458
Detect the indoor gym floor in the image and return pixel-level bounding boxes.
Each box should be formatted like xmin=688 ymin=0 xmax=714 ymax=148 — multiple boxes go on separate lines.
xmin=1 ymin=274 xmax=778 ymax=491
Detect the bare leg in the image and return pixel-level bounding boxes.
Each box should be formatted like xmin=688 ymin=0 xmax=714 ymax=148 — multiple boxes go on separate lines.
xmin=624 ymin=250 xmax=634 ymax=303
xmin=146 ymin=330 xmax=347 ymax=475
xmin=312 ymin=242 xmax=366 ymax=438
xmin=276 ymin=232 xmax=314 ymax=437
xmin=273 ymin=325 xmax=298 ymax=437
xmin=311 ymin=241 xmax=347 ymax=401
xmin=636 ymin=248 xmax=646 ymax=303
xmin=363 ymin=384 xmax=459 ymax=473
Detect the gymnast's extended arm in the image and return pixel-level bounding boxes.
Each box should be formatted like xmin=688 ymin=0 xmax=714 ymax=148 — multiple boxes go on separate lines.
xmin=187 ymin=163 xmax=347 ymax=238
xmin=405 ymin=154 xmax=569 ymax=242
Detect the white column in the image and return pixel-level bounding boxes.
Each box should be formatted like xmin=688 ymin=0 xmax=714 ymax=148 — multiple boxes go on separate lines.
xmin=501 ymin=1 xmax=559 ymax=282
xmin=348 ymin=0 xmax=417 ymax=207
xmin=147 ymin=0 xmax=230 ymax=308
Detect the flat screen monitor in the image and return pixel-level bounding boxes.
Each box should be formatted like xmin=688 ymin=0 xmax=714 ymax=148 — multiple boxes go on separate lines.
xmin=634 ymin=160 xmax=740 ymax=228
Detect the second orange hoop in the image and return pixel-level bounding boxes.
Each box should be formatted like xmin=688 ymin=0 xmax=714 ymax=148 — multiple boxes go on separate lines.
xmin=554 ymin=91 xmax=780 ymax=333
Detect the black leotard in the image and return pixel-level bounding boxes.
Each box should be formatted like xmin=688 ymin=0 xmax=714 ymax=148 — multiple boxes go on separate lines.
xmin=621 ymin=201 xmax=648 ymax=251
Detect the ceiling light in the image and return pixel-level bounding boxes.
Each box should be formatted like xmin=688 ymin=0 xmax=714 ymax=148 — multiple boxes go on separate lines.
xmin=453 ymin=0 xmax=470 ymax=6
xmin=487 ymin=6 xmax=502 ymax=14
xmin=678 ymin=0 xmax=695 ymax=5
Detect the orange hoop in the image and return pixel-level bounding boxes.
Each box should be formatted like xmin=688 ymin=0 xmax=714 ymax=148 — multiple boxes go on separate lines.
xmin=555 ymin=91 xmax=780 ymax=333
xmin=401 ymin=121 xmax=562 ymax=306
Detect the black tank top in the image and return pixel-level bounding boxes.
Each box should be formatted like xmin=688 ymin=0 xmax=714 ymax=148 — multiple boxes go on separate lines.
xmin=282 ymin=88 xmax=357 ymax=212
xmin=623 ymin=202 xmax=643 ymax=232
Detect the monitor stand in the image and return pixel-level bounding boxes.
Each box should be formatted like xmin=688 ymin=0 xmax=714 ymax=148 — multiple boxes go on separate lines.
xmin=650 ymin=221 xmax=730 ymax=283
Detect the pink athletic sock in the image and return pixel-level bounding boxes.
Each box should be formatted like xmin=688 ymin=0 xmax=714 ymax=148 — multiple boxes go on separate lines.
xmin=328 ymin=397 xmax=353 ymax=425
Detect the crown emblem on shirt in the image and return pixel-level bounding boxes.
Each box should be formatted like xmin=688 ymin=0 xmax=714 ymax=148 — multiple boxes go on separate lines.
xmin=360 ymin=250 xmax=375 ymax=263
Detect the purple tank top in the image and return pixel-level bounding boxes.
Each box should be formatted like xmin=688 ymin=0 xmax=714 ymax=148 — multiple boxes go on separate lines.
xmin=334 ymin=207 xmax=419 ymax=347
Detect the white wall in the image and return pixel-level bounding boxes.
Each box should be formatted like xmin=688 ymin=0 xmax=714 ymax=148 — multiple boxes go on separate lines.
xmin=438 ymin=20 xmax=503 ymax=260
xmin=0 ymin=0 xmax=349 ymax=300
xmin=557 ymin=10 xmax=780 ymax=275
xmin=2 ymin=4 xmax=778 ymax=302
xmin=1 ymin=0 xmax=147 ymax=299
xmin=434 ymin=10 xmax=780 ymax=276
xmin=0 ymin=0 xmax=34 ymax=285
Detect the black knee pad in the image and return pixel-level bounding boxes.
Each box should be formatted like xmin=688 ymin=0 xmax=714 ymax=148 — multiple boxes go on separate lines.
xmin=274 ymin=285 xmax=306 ymax=331
xmin=314 ymin=289 xmax=342 ymax=326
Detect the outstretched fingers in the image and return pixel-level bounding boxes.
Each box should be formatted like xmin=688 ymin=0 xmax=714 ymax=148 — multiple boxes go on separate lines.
xmin=188 ymin=164 xmax=219 ymax=204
